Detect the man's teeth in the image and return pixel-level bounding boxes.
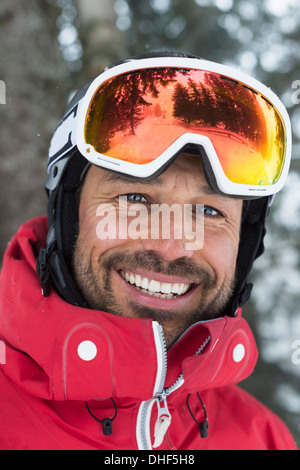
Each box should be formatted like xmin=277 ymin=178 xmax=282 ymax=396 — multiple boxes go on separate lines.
xmin=120 ymin=270 xmax=191 ymax=299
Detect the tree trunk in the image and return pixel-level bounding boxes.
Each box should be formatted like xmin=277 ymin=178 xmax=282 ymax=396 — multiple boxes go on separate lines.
xmin=77 ymin=0 xmax=129 ymax=80
xmin=0 ymin=0 xmax=69 ymax=259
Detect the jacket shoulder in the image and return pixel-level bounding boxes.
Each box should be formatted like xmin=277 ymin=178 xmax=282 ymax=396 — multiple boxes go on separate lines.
xmin=207 ymin=385 xmax=297 ymax=450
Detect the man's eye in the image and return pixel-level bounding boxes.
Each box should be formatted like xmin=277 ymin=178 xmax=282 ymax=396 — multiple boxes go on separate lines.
xmin=126 ymin=193 xmax=147 ymax=203
xmin=198 ymin=205 xmax=222 ymax=217
xmin=204 ymin=206 xmax=219 ymax=216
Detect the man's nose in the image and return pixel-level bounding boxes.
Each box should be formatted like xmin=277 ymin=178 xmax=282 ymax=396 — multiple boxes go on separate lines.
xmin=127 ymin=202 xmax=204 ymax=260
xmin=141 ymin=236 xmax=194 ymax=260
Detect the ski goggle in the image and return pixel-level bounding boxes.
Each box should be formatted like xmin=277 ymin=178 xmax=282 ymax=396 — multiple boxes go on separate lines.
xmin=49 ymin=57 xmax=292 ymax=198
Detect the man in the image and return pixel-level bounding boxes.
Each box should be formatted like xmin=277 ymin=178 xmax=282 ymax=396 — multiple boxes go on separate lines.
xmin=0 ymin=52 xmax=297 ymax=450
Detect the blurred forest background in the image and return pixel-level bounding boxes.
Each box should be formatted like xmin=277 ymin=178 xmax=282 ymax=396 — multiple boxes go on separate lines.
xmin=0 ymin=0 xmax=300 ymax=447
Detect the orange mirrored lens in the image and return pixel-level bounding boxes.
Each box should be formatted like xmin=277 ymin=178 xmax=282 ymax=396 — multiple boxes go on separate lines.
xmin=85 ymin=68 xmax=286 ymax=185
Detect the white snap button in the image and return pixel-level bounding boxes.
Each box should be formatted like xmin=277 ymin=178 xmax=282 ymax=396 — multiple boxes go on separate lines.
xmin=233 ymin=343 xmax=245 ymax=363
xmin=77 ymin=340 xmax=97 ymax=361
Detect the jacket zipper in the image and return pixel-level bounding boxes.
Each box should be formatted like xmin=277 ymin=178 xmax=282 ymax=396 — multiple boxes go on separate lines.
xmin=136 ymin=322 xmax=167 ymax=450
xmin=136 ymin=321 xmax=211 ymax=450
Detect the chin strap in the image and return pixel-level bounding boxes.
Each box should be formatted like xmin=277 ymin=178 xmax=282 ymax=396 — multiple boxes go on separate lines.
xmin=231 ymin=282 xmax=253 ymax=316
xmin=36 ymin=248 xmax=51 ymax=298
xmin=36 ymin=227 xmax=88 ymax=307
xmin=225 ymin=197 xmax=270 ymax=317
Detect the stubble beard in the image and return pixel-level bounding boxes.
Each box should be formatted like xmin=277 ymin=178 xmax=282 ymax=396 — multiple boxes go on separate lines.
xmin=72 ymin=239 xmax=235 ymax=348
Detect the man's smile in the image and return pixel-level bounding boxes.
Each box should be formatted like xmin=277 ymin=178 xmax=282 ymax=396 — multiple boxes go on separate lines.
xmin=113 ymin=267 xmax=200 ymax=311
xmin=119 ymin=269 xmax=192 ymax=299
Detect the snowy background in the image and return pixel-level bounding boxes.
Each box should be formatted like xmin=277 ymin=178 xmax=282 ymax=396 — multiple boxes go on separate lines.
xmin=0 ymin=0 xmax=300 ymax=446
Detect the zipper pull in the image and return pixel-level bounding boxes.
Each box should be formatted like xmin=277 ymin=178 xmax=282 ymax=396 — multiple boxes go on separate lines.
xmin=153 ymin=393 xmax=172 ymax=448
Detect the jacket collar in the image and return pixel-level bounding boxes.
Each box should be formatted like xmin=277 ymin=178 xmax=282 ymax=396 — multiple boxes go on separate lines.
xmin=0 ymin=217 xmax=258 ymax=402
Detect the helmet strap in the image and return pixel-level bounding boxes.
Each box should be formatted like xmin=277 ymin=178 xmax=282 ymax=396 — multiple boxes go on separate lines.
xmin=226 ymin=197 xmax=269 ymax=316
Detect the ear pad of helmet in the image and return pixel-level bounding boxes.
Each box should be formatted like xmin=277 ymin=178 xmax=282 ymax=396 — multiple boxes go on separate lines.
xmin=45 ymin=152 xmax=89 ymax=307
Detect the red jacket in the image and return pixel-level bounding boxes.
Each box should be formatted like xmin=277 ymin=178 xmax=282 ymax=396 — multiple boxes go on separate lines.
xmin=0 ymin=217 xmax=296 ymax=450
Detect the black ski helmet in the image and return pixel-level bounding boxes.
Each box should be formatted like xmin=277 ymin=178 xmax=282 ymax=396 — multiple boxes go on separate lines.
xmin=36 ymin=52 xmax=285 ymax=316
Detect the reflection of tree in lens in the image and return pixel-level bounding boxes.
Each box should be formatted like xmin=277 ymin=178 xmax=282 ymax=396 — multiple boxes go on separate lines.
xmin=172 ymin=72 xmax=268 ymax=151
xmin=85 ymin=69 xmax=178 ymax=152
xmin=85 ymin=67 xmax=285 ymax=176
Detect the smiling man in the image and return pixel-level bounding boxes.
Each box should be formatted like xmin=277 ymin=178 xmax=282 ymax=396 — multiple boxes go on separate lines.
xmin=0 ymin=52 xmax=297 ymax=450
xmin=73 ymin=153 xmax=242 ymax=349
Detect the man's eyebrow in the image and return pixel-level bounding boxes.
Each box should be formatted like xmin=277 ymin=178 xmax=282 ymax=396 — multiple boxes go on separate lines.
xmin=197 ymin=184 xmax=219 ymax=196
xmin=104 ymin=171 xmax=221 ymax=197
xmin=104 ymin=172 xmax=163 ymax=186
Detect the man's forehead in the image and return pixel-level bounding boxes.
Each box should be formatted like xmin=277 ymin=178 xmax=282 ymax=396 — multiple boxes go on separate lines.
xmin=99 ymin=152 xmax=219 ymax=195
xmin=103 ymin=169 xmax=219 ymax=195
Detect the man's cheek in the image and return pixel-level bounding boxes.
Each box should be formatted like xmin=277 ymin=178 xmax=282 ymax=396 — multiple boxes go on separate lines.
xmin=96 ymin=204 xmax=118 ymax=240
xmin=95 ymin=200 xmax=149 ymax=242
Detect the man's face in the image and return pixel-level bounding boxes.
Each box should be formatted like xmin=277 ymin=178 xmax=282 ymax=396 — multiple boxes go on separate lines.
xmin=73 ymin=153 xmax=243 ymax=348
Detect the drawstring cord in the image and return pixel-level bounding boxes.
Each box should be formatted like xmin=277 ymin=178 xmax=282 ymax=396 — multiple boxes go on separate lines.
xmin=85 ymin=398 xmax=117 ymax=436
xmin=186 ymin=392 xmax=209 ymax=438
xmin=85 ymin=394 xmax=207 ymax=440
